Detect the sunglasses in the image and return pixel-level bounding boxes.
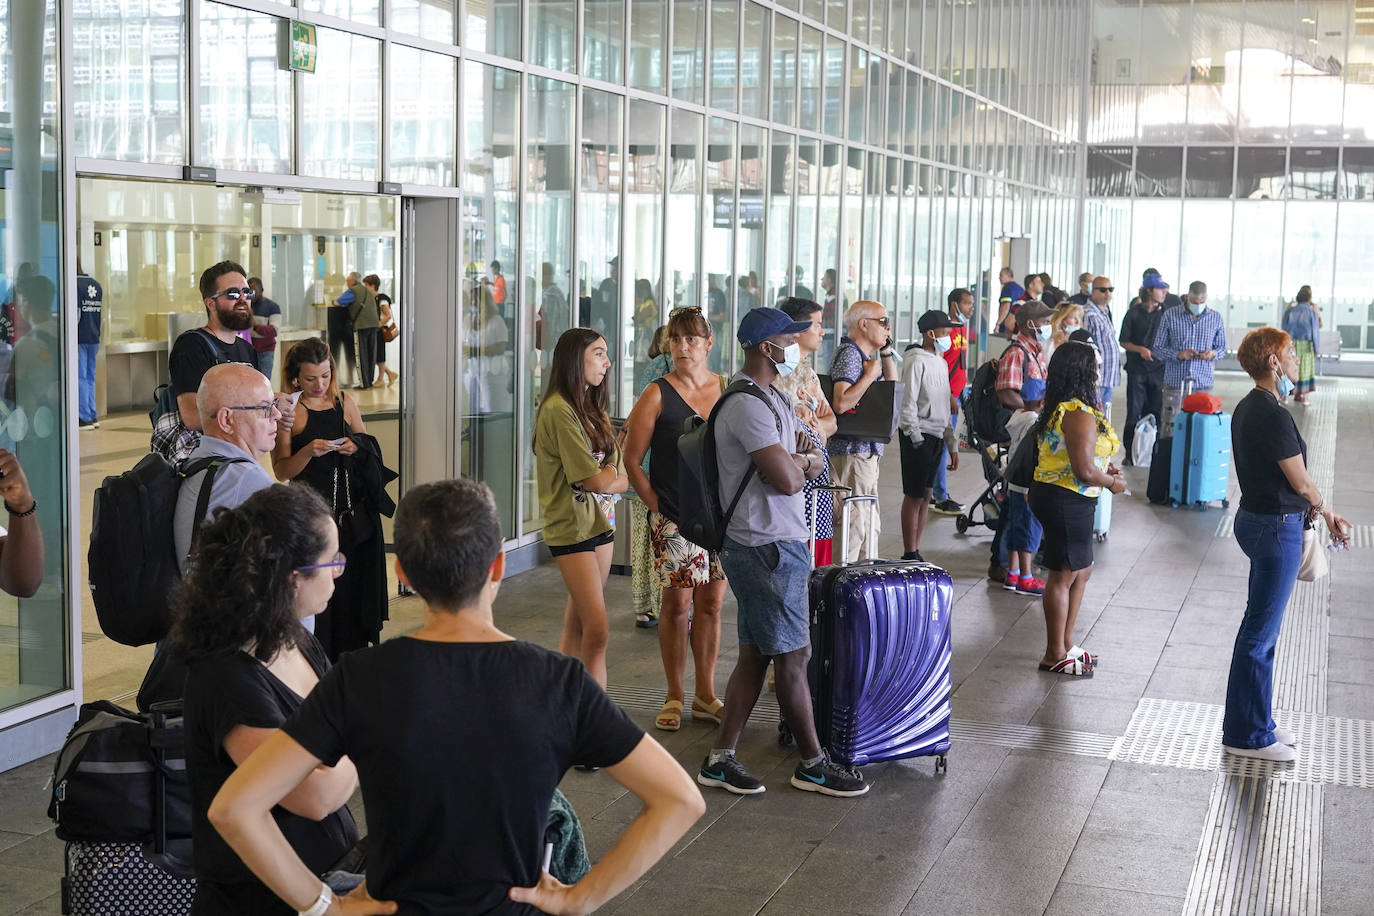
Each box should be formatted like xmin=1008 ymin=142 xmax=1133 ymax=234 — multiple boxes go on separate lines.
xmin=213 ymin=287 xmax=257 ymax=302
xmin=296 ymin=551 xmax=347 ymax=578
xmin=1094 ymin=286 xmax=1114 ymax=293
xmin=864 ymin=315 xmax=891 ymax=327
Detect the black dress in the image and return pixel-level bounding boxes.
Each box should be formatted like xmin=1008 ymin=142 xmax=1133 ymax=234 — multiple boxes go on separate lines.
xmin=291 ymin=401 xmax=387 ymax=661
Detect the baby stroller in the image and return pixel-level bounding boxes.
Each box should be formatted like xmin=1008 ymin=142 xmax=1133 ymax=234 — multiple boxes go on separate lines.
xmin=955 ymin=425 xmax=1007 ymax=536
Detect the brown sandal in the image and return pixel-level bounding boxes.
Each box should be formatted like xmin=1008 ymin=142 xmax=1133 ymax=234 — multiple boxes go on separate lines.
xmin=691 ymin=697 xmax=725 ymax=726
xmin=655 ymin=700 xmax=684 ymax=732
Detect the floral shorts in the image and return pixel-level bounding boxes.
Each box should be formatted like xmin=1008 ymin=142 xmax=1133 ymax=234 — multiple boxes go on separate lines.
xmin=648 ymin=511 xmax=725 ymax=589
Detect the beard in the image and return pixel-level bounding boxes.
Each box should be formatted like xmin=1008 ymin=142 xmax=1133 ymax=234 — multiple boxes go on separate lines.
xmin=216 ymin=300 xmax=253 ymax=331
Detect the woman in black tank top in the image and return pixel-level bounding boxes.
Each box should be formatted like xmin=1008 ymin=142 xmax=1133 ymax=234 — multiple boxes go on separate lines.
xmin=622 ymin=308 xmax=730 ymax=733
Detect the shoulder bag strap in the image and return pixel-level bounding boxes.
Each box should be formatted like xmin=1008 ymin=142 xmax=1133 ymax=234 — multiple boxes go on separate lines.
xmin=713 ymin=382 xmax=786 ymax=530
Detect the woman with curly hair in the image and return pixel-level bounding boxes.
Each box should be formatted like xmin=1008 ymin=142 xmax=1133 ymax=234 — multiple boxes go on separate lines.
xmin=1048 ymin=303 xmax=1084 ymax=358
xmin=175 ymin=484 xmax=365 ymax=914
xmin=535 ymin=328 xmax=629 ymax=688
xmin=1027 ymin=341 xmax=1126 ymax=677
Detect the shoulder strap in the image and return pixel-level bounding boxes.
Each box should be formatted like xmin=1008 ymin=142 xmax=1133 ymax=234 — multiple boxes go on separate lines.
xmin=193 ymin=328 xmax=227 ymax=365
xmin=183 ymin=455 xmax=253 ymax=550
xmin=709 ymin=381 xmax=786 ymax=531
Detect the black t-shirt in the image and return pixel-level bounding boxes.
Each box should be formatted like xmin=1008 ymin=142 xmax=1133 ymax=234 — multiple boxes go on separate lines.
xmin=184 ymin=635 xmax=358 ymax=915
xmin=1232 ymin=387 xmax=1308 ymax=515
xmin=170 ymin=329 xmax=259 ymax=399
xmin=282 ymin=638 xmax=644 ymax=915
xmin=1119 ymin=305 xmax=1166 ymax=375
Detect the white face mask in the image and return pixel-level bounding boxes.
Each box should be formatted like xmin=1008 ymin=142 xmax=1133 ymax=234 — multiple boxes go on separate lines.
xmin=770 ymin=342 xmax=802 ymax=377
xmin=933 ymin=335 xmax=952 ymax=354
xmin=1062 ymin=322 xmax=1080 ymax=334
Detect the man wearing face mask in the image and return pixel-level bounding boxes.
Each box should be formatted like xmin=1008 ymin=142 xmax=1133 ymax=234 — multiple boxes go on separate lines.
xmin=995 ymin=299 xmax=1053 ymax=414
xmin=1080 ymin=277 xmax=1121 ymax=417
xmin=699 ymin=307 xmax=867 ymax=799
xmin=897 ymin=311 xmax=963 ymax=562
xmin=827 ymin=300 xmax=899 ymax=562
xmin=1153 ymin=280 xmax=1226 ymax=431
xmin=929 ymin=288 xmax=975 ymax=516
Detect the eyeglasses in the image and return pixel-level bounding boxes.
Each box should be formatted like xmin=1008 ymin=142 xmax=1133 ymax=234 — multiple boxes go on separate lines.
xmin=212 ymin=287 xmax=256 ymax=302
xmin=227 ymin=398 xmax=284 ymax=419
xmin=864 ymin=315 xmax=891 ymax=327
xmin=296 ymin=551 xmax=347 ymax=578
xmin=1094 ymin=287 xmax=1114 ymax=293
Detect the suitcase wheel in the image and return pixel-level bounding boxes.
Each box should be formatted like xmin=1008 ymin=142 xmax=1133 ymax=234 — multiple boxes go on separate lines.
xmin=955 ymin=514 xmax=970 ymax=534
xmin=1094 ymin=532 xmax=1107 ymax=543
xmin=934 ymin=754 xmax=948 ymax=775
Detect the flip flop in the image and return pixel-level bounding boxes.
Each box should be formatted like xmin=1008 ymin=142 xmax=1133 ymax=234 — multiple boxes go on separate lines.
xmin=691 ymin=697 xmax=725 ymax=726
xmin=1038 ymin=654 xmax=1094 ymax=677
xmin=655 ymin=700 xmax=684 ymax=732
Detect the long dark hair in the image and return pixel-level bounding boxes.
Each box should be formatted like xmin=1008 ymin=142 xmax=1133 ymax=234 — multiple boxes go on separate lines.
xmin=537 ymin=327 xmax=614 ymax=456
xmin=1032 ymin=341 xmax=1106 ymax=442
xmin=171 ymin=485 xmax=334 ymax=663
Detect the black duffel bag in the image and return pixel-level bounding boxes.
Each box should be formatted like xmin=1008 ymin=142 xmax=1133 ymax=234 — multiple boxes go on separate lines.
xmin=48 ymin=700 xmax=191 ymax=846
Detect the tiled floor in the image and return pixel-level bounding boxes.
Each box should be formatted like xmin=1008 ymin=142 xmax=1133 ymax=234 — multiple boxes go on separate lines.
xmin=2 ymin=372 xmax=1372 ymax=914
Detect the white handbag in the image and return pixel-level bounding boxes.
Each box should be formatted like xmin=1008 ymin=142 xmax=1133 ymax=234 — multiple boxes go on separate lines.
xmin=1298 ymin=521 xmax=1330 ymax=582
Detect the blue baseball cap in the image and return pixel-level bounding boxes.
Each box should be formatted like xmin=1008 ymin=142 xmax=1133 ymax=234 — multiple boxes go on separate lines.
xmin=1143 ymin=274 xmax=1170 ymax=290
xmin=1021 ymin=377 xmax=1046 ymax=401
xmin=737 ymin=307 xmax=812 ymax=348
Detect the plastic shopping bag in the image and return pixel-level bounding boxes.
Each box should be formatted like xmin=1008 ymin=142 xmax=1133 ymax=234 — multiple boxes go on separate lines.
xmin=1133 ymin=414 xmax=1158 ymax=468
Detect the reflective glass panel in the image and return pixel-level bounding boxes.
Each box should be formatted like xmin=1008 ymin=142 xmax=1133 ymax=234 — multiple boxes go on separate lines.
xmin=464 ymin=0 xmax=521 ymax=59
xmin=666 ymin=108 xmax=702 ymax=313
xmin=799 ymin=25 xmax=822 ymax=133
xmin=740 ymin=2 xmax=769 ymax=120
xmin=1282 ymin=202 xmax=1336 ymax=306
xmin=772 ymin=14 xmax=799 ymax=126
xmin=390 ymin=46 xmax=455 ymax=186
xmin=392 ymin=0 xmax=455 ymax=42
xmin=1089 ymin=0 xmax=1139 ymax=143
xmin=578 ymin=89 xmax=624 ymax=411
xmin=1186 ymin=1 xmax=1242 ymax=142
xmin=1237 ymin=147 xmax=1287 ymax=200
xmin=1179 ymin=200 xmax=1233 ymax=321
xmin=302 ymin=0 xmax=378 ymax=26
xmin=822 ymin=36 xmax=844 ymax=137
xmin=671 ymin=0 xmax=706 ymax=103
xmin=1289 ymin=0 xmax=1344 ymax=143
xmin=198 ymin=2 xmax=291 ymax=173
xmin=1236 ymin=0 xmax=1294 ymax=144
xmin=531 ymin=0 xmax=576 ymax=73
xmin=1185 ymin=147 xmax=1234 ymax=199
xmin=1331 ymin=204 xmax=1374 ymax=350
xmin=710 ymin=0 xmax=739 ymax=112
xmin=848 ymin=48 xmax=867 ymax=142
xmin=629 ymin=0 xmax=666 ymax=91
xmin=625 ymin=98 xmax=665 ymax=389
xmin=766 ymin=132 xmax=795 ymax=303
xmin=736 ymin=125 xmax=766 ymax=327
xmin=300 ymin=27 xmax=380 ymax=180
xmin=1289 ymin=147 xmax=1338 ymax=200
xmin=1134 ymin=147 xmax=1183 ymax=198
xmin=73 ymin=0 xmax=185 ymax=164
xmin=704 ymin=117 xmax=736 ymax=372
xmin=794 ymin=139 xmax=819 ymax=306
xmin=1229 ymin=201 xmax=1285 ymax=325
xmin=583 ymin=0 xmax=624 ymax=83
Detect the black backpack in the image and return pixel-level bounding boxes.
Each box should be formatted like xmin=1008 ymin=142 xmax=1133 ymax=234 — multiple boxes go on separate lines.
xmin=88 ymin=453 xmax=249 ymax=647
xmin=966 ymin=357 xmax=1008 ymax=445
xmin=1006 ymin=430 xmax=1040 ymax=490
xmin=677 ymin=379 xmax=783 ymax=552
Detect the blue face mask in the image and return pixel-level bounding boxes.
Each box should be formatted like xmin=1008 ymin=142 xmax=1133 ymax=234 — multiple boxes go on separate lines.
xmin=1276 ymin=368 xmax=1294 ymax=397
xmin=770 ymin=342 xmax=802 ymax=377
xmin=1035 ymin=324 xmax=1052 ymax=342
xmin=934 ymin=335 xmax=952 ymax=354
xmin=1187 ymin=301 xmax=1205 ymax=316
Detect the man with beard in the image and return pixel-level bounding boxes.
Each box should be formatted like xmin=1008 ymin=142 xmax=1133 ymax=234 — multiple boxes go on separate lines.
xmin=156 ymin=261 xmax=292 ymax=464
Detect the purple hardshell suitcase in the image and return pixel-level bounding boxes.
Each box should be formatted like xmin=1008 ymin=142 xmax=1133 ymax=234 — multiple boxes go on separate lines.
xmin=808 ymin=560 xmax=953 ymax=770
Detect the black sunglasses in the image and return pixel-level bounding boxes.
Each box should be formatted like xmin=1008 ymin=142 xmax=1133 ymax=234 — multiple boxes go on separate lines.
xmin=213 ymin=287 xmax=256 ymax=302
xmin=1094 ymin=286 xmax=1114 ymax=293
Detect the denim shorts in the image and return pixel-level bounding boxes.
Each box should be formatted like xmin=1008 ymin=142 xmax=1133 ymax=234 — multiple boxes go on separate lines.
xmin=719 ymin=536 xmax=811 ymax=656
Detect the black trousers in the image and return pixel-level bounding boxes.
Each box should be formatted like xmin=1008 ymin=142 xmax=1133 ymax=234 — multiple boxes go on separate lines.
xmin=327 ymin=308 xmax=356 ymax=382
xmin=356 ymin=327 xmax=379 ymax=388
xmin=1123 ymin=366 xmax=1165 ymax=457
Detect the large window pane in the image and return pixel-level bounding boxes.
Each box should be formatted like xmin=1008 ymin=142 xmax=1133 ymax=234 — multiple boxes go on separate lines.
xmin=1089 ymin=0 xmax=1139 ymax=143
xmin=0 ymin=0 xmax=68 ymax=715
xmin=704 ymin=117 xmax=736 ymax=371
xmin=578 ymin=89 xmax=624 ymax=410
xmin=301 ymin=28 xmax=379 ymax=180
xmin=799 ymin=25 xmax=823 ymax=133
xmin=390 ymin=46 xmax=455 ymax=186
xmin=710 ymin=0 xmax=739 ymax=112
xmin=1180 ymin=200 xmax=1233 ymax=320
xmin=848 ymin=49 xmax=867 ymax=142
xmin=198 ymin=3 xmax=291 ymax=172
xmin=1331 ymin=204 xmax=1374 ymax=351
xmin=302 ymin=0 xmax=378 ymax=26
xmin=772 ymin=14 xmax=798 ymax=126
xmin=740 ymin=2 xmax=769 ymax=119
xmin=666 ymin=108 xmax=702 ymax=313
xmin=1185 ymin=147 xmax=1234 ymax=198
xmin=737 ymin=125 xmax=766 ymax=330
xmin=1229 ymin=201 xmax=1284 ymax=325
xmin=1136 ymin=2 xmax=1190 ymax=143
xmin=629 ymin=0 xmax=666 ymax=92
xmin=766 ymin=133 xmax=795 ymax=303
xmin=460 ymin=62 xmax=519 ymax=536
xmin=823 ymin=34 xmax=844 ymax=136
xmin=1236 ymin=1 xmax=1294 ymax=144
xmin=392 ymin=0 xmax=455 ymax=42
xmin=73 ymin=0 xmax=185 ymax=163
xmin=1129 ymin=199 xmax=1181 ymax=296
xmin=583 ymin=0 xmax=624 ymax=83
xmin=841 ymin=147 xmax=863 ymax=305
xmin=817 ymin=141 xmax=842 ymax=362
xmin=1282 ymin=202 xmax=1335 ymax=308
xmin=1289 ymin=147 xmax=1338 ymax=200
xmin=1237 ymin=147 xmax=1287 ymax=200
xmin=625 ymin=98 xmax=665 ymax=388
xmin=523 ymin=76 xmax=575 ymax=534
xmin=463 ymin=0 xmax=521 ymax=59
xmin=1289 ymin=0 xmax=1344 ymax=142
xmin=531 ymin=0 xmax=576 ymax=72
xmin=1186 ymin=2 xmax=1242 ymax=142
xmin=794 ymin=138 xmax=819 ymax=304
xmin=671 ymin=0 xmax=706 ymax=103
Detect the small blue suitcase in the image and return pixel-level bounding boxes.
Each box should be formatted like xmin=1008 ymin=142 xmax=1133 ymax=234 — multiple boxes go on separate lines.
xmin=808 ymin=561 xmax=953 ymax=771
xmin=1169 ymin=411 xmax=1232 ymax=509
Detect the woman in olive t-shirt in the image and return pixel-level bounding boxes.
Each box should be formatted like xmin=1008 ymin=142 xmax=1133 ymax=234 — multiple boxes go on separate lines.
xmin=534 ymin=328 xmax=629 ymax=687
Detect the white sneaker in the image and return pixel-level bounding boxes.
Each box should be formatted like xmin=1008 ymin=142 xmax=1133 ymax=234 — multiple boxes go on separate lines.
xmin=1224 ymin=741 xmax=1297 ymax=763
xmin=1272 ymin=725 xmax=1297 ymax=746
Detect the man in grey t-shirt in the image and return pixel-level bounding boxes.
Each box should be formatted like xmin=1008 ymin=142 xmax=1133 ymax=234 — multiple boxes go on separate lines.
xmin=697 ymin=307 xmax=869 ymax=800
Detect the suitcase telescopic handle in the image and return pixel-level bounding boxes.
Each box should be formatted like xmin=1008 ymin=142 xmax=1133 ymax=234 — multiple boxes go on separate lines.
xmin=807 ymin=485 xmax=853 ymax=568
xmin=836 ymin=494 xmax=879 ymax=563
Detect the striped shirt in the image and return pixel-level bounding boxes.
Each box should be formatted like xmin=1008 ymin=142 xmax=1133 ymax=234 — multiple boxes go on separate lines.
xmin=1081 ymin=303 xmax=1121 ymax=388
xmin=1152 ymin=306 xmax=1226 ymax=389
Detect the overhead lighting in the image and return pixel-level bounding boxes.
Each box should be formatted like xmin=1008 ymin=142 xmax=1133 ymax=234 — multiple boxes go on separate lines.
xmin=1300 ymin=16 xmax=1315 ymax=24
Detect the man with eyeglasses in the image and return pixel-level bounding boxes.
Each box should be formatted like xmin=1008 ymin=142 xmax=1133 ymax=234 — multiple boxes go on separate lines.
xmin=1082 ymin=277 xmax=1122 ymax=417
xmin=827 ymin=300 xmax=898 ymax=562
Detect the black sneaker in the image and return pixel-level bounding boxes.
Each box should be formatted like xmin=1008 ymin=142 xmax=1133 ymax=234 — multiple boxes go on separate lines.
xmin=901 ymin=550 xmax=925 ymax=562
xmin=930 ymin=498 xmax=964 ymax=516
xmin=698 ymin=754 xmax=765 ymax=795
xmin=78 ymin=419 xmax=99 ymax=430
xmin=791 ymin=753 xmax=869 ymax=797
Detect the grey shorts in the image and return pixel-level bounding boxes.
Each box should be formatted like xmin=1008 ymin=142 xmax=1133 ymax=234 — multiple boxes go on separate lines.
xmin=719 ymin=537 xmax=811 ymax=656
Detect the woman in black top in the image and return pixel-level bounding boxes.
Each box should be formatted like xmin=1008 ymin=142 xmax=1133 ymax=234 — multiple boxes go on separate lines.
xmin=274 ymin=337 xmax=388 ymax=662
xmin=622 ymin=307 xmax=728 ymax=732
xmin=175 ymin=484 xmax=361 ymax=914
xmin=1225 ymin=328 xmax=1350 ymax=763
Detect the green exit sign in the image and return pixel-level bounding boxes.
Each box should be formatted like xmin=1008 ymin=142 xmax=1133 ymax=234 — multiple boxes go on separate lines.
xmin=279 ymin=19 xmax=317 ymax=73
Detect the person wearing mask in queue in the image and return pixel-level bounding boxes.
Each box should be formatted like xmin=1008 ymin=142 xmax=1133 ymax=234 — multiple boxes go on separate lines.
xmin=1027 ymin=342 xmax=1125 ymax=677
xmin=534 ymin=328 xmax=629 ymax=689
xmin=1069 ymin=272 xmax=1093 ymax=307
xmin=930 ymin=288 xmax=974 ymax=517
xmin=896 ymin=310 xmax=962 ymax=563
xmin=1081 ymin=277 xmax=1121 ymax=416
xmin=1118 ymin=278 xmax=1168 ymax=463
xmin=1224 ymin=328 xmax=1350 ymax=761
xmin=622 ymin=307 xmax=728 ymax=733
xmin=1048 ymin=303 xmax=1084 ymax=360
xmin=775 ymin=296 xmax=839 ymax=566
xmin=1152 ymin=280 xmax=1226 ymax=432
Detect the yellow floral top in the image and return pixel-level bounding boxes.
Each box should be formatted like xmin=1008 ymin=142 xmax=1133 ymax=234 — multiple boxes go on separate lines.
xmin=1033 ymin=398 xmax=1121 ymax=497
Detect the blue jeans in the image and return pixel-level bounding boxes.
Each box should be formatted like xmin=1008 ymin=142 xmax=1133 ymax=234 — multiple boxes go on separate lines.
xmin=933 ymin=393 xmax=964 ymax=501
xmin=1006 ymin=490 xmax=1043 ymax=555
xmin=1222 ymin=508 xmax=1303 ymax=749
xmin=719 ymin=536 xmax=811 ymax=656
xmin=78 ymin=343 xmax=99 ymax=422
xmin=257 ymin=349 xmax=275 ymax=387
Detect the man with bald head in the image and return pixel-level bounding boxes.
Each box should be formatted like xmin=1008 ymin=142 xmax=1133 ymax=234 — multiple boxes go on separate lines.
xmin=172 ymin=363 xmax=279 ymax=573
xmin=1081 ymin=276 xmax=1121 ymax=415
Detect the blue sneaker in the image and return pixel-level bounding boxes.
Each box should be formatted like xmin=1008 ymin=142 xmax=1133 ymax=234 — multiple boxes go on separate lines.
xmin=698 ymin=754 xmax=765 ymax=795
xmin=790 ymin=753 xmax=869 ymax=797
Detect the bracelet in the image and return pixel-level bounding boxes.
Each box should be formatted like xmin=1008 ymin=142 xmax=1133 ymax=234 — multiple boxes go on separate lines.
xmin=298 ymin=882 xmax=333 ymax=916
xmin=5 ymin=499 xmax=35 ymax=518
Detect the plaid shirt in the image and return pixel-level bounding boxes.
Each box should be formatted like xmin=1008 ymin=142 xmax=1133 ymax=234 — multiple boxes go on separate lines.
xmin=1152 ymin=306 xmax=1226 ymax=389
xmin=1081 ymin=303 xmax=1121 ymax=388
xmin=995 ymin=332 xmax=1047 ymax=392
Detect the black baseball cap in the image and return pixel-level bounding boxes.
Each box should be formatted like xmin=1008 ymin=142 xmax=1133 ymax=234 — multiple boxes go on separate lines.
xmin=917 ymin=310 xmax=961 ymax=334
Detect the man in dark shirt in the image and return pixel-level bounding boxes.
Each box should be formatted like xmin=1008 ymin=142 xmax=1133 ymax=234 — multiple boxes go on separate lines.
xmin=1069 ymin=272 xmax=1093 ymax=307
xmin=248 ymin=276 xmax=281 ymax=383
xmin=207 ymin=478 xmax=704 ymax=916
xmin=996 ymin=267 xmax=1024 ymax=337
xmin=76 ymin=263 xmax=103 ymax=428
xmin=1119 ymin=280 xmax=1167 ymax=462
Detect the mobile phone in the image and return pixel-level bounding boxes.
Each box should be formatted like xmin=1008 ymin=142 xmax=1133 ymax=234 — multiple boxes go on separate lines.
xmin=327 ymin=437 xmax=347 ymax=447
xmin=284 ymin=390 xmax=302 ymax=407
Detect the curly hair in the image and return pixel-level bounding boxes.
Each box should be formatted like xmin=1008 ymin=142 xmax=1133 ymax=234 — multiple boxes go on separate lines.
xmin=283 ymin=337 xmax=341 ymax=404
xmin=537 ymin=328 xmax=615 ymax=456
xmin=1032 ymin=341 xmax=1106 ymax=442
xmin=1237 ymin=327 xmax=1292 ymax=380
xmin=171 ymin=484 xmax=334 ymax=663
xmin=1050 ymin=304 xmax=1084 ymax=348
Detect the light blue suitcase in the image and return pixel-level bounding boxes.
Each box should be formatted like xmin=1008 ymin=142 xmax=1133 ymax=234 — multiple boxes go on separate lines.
xmin=1169 ymin=411 xmax=1232 ymax=509
xmin=1093 ymin=488 xmax=1111 ymax=542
